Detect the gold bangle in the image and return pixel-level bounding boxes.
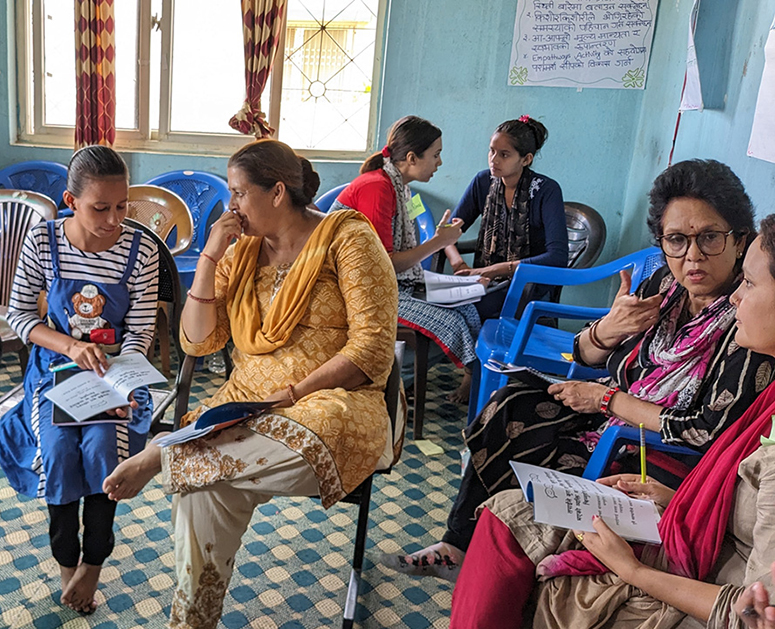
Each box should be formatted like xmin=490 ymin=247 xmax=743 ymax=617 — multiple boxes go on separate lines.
xmin=287 ymin=384 xmax=298 ymax=405
xmin=186 ymin=290 xmax=216 ymax=304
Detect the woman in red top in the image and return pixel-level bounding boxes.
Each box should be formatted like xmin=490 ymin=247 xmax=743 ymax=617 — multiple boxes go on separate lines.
xmin=332 ymin=115 xmax=480 ymax=402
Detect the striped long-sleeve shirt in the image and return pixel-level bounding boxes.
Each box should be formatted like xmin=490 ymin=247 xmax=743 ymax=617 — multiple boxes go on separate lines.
xmin=7 ymin=220 xmax=159 ymax=355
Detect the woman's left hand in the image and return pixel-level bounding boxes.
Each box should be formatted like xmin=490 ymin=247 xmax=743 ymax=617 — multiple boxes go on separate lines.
xmin=106 ymin=391 xmax=139 ymax=419
xmin=574 ymin=515 xmax=641 ymax=583
xmin=547 ymin=381 xmax=608 ymax=414
xmin=734 ymin=562 xmax=775 ymax=628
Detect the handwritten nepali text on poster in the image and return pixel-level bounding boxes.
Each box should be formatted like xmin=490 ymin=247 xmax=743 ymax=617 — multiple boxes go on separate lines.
xmin=509 ymin=0 xmax=659 ymax=89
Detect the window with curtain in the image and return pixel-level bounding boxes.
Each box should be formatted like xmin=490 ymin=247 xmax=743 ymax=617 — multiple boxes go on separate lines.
xmin=16 ymin=0 xmax=386 ymax=156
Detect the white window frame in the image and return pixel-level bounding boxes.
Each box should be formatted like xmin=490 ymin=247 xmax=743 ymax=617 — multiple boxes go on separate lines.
xmin=14 ymin=0 xmax=388 ymax=159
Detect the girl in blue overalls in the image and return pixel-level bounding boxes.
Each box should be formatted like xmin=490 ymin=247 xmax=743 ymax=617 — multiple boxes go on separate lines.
xmin=0 ymin=146 xmax=159 ymax=613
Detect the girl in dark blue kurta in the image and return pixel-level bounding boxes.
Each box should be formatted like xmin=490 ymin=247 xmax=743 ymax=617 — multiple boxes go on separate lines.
xmin=0 ymin=146 xmax=159 ymax=613
xmin=447 ymin=117 xmax=568 ymax=321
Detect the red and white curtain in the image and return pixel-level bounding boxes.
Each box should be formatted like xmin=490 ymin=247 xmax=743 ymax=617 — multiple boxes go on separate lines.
xmin=74 ymin=0 xmax=117 ymax=148
xmin=229 ymin=0 xmax=287 ymax=138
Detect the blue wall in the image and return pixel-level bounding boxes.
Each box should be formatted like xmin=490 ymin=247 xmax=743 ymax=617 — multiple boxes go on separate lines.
xmin=618 ymin=0 xmax=775 ymax=259
xmin=3 ymin=0 xmax=775 ymax=306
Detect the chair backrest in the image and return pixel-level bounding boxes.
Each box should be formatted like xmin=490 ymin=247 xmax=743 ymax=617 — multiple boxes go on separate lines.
xmin=145 ymin=171 xmax=229 ymax=253
xmin=501 ymin=245 xmax=664 ymax=319
xmin=314 ymin=183 xmax=349 ymax=213
xmin=412 ymin=194 xmax=436 ymax=271
xmin=127 ymin=185 xmax=194 ymax=255
xmin=631 ymin=246 xmax=665 ymax=287
xmin=0 ymin=190 xmax=57 ymax=307
xmin=564 ymin=202 xmax=607 ymax=269
xmin=0 ymin=161 xmax=68 ymax=210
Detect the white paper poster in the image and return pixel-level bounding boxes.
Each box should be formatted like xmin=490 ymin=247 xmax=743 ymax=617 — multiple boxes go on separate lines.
xmin=680 ymin=0 xmax=703 ymax=111
xmin=748 ymin=16 xmax=775 ymax=164
xmin=508 ymin=0 xmax=660 ymax=89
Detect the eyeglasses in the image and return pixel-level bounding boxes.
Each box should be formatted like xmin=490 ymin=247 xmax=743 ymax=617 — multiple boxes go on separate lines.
xmin=656 ymin=229 xmax=737 ymax=258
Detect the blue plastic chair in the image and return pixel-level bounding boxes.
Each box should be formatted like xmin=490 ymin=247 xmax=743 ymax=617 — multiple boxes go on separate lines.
xmin=582 ymin=424 xmax=700 ymax=481
xmin=314 ymin=183 xmax=349 ymax=213
xmin=0 ymin=161 xmax=68 ymax=213
xmin=145 ymin=171 xmax=230 ymax=288
xmin=412 ymin=193 xmax=436 ymax=271
xmin=470 ymin=246 xmax=665 ymax=420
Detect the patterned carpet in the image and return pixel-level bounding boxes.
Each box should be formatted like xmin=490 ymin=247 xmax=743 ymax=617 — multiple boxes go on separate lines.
xmin=0 ymin=350 xmax=469 ymax=628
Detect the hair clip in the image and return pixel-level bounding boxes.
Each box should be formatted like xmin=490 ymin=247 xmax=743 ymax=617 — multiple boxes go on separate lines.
xmin=381 ymin=145 xmax=391 ymax=158
xmin=519 ymin=115 xmax=530 ymax=123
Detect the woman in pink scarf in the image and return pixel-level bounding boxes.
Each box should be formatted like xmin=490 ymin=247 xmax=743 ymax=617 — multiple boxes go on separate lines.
xmin=450 ymin=213 xmax=775 ymax=629
xmin=386 ymin=160 xmax=775 ymax=583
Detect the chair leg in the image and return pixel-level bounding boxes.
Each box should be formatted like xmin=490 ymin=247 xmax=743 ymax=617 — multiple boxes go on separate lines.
xmin=221 ymin=346 xmax=233 ymax=380
xmin=157 ymin=305 xmax=171 ymax=378
xmin=18 ymin=345 xmax=29 ymax=374
xmin=343 ymin=475 xmax=373 ymax=629
xmin=413 ymin=332 xmax=429 ymax=440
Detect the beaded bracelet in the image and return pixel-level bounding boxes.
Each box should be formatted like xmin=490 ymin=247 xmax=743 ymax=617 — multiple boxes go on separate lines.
xmin=508 ymin=260 xmax=515 ymax=276
xmin=287 ymin=384 xmax=298 ymax=405
xmin=200 ymin=252 xmax=218 ymax=266
xmin=600 ymin=386 xmax=619 ymax=417
xmin=588 ymin=319 xmax=617 ymax=351
xmin=186 ymin=290 xmax=216 ymax=304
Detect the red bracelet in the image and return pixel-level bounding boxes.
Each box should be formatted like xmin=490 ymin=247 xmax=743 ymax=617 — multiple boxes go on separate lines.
xmin=200 ymin=252 xmax=218 ymax=266
xmin=287 ymin=384 xmax=298 ymax=405
xmin=600 ymin=386 xmax=619 ymax=417
xmin=186 ymin=290 xmax=216 ymax=304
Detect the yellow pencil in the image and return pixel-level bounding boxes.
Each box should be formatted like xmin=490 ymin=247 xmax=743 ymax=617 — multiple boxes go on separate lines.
xmin=639 ymin=423 xmax=647 ymax=483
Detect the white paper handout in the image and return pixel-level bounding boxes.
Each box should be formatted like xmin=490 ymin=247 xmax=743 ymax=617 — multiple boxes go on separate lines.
xmin=423 ymin=270 xmax=486 ymax=306
xmin=749 ymin=15 xmax=775 ymax=164
xmin=45 ymin=353 xmax=166 ymax=422
xmin=510 ymin=461 xmax=662 ymax=544
xmin=680 ymin=0 xmax=703 ymax=111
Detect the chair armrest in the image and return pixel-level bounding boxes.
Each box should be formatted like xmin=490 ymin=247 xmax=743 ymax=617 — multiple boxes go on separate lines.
xmin=582 ymin=424 xmax=700 ymax=480
xmin=501 ymin=247 xmax=661 ymax=318
xmin=456 ymin=239 xmax=477 ymax=255
xmin=505 ymin=300 xmax=610 ymax=363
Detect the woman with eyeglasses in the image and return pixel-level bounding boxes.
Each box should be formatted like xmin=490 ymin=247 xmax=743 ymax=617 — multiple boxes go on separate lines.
xmin=382 ymin=159 xmax=775 ymax=583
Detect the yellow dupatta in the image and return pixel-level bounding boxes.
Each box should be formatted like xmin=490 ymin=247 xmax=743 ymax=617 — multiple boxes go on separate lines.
xmin=226 ymin=209 xmax=370 ymax=354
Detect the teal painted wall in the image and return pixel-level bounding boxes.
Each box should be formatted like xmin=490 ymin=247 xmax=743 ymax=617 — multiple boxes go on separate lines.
xmin=618 ymin=0 xmax=775 ymax=262
xmin=0 ymin=0 xmax=643 ymax=266
xmin=2 ymin=0 xmax=775 ymax=306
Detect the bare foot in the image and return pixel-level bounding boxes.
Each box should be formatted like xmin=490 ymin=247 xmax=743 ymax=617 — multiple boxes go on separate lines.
xmin=59 ymin=565 xmax=78 ymax=609
xmin=447 ymin=370 xmax=472 ymax=405
xmin=102 ymin=437 xmax=164 ymax=500
xmin=380 ymin=541 xmax=466 ymax=582
xmin=62 ymin=563 xmax=100 ymax=613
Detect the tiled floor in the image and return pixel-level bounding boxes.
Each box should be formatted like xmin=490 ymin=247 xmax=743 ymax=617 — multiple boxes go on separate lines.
xmin=0 ymin=351 xmax=470 ymax=628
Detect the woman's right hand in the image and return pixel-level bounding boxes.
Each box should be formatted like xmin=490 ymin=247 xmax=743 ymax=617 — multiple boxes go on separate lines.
xmin=596 ymin=270 xmax=663 ymax=344
xmin=433 ymin=209 xmax=463 ymax=247
xmin=66 ymin=340 xmax=109 ymax=376
xmin=734 ymin=563 xmax=775 ymax=628
xmin=202 ymin=210 xmax=245 ymax=262
xmin=596 ymin=474 xmax=676 ymax=509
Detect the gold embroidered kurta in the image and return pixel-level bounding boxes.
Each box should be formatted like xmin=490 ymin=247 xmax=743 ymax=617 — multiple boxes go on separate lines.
xmin=178 ymin=218 xmax=398 ymax=507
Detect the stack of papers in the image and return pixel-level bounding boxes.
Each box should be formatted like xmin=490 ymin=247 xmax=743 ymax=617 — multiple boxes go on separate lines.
xmin=423 ymin=271 xmax=486 ymax=307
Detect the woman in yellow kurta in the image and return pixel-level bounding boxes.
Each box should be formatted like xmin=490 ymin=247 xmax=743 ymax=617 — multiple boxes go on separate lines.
xmin=102 ymin=139 xmax=399 ymax=628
